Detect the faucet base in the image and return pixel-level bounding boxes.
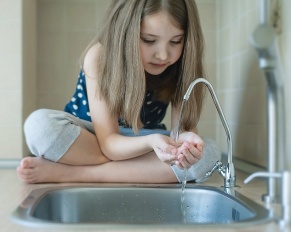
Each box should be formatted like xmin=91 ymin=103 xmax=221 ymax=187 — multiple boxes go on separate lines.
xmin=262 ymin=194 xmax=280 ymax=204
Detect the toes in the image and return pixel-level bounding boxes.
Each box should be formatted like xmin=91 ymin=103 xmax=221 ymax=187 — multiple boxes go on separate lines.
xmin=18 ymin=172 xmax=37 ymax=184
xmin=17 ymin=158 xmax=38 ymax=184
xmin=20 ymin=157 xmax=35 ymax=169
xmin=16 ymin=166 xmax=30 ymax=181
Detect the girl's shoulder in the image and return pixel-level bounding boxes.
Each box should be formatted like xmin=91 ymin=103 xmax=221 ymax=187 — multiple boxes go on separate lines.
xmin=83 ymin=42 xmax=102 ymax=79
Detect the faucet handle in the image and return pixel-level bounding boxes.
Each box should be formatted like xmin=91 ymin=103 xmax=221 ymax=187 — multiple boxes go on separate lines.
xmin=244 ymin=171 xmax=281 ymax=184
xmin=244 ymin=171 xmax=281 ymax=204
xmin=206 ymin=161 xmax=224 ymax=177
xmin=244 ymin=171 xmax=291 ymax=227
xmin=194 ymin=161 xmax=222 ymax=183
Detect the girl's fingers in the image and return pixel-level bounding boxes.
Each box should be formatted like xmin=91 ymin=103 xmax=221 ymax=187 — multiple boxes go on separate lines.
xmin=178 ymin=132 xmax=205 ymax=152
xmin=174 ymin=142 xmax=202 ymax=169
xmin=177 ymin=154 xmax=191 ymax=169
xmin=193 ymin=137 xmax=204 ymax=152
xmin=187 ymin=146 xmax=203 ymax=160
xmin=174 ymin=160 xmax=184 ymax=169
xmin=181 ymin=142 xmax=202 ymax=161
xmin=154 ymin=147 xmax=177 ymax=164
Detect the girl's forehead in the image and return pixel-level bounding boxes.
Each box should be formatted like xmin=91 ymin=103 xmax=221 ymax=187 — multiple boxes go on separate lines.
xmin=141 ymin=11 xmax=184 ymax=36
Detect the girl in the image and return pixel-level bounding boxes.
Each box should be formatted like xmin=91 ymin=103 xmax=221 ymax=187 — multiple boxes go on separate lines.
xmin=17 ymin=0 xmax=221 ymax=184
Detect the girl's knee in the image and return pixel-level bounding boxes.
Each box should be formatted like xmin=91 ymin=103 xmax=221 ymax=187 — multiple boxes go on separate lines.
xmin=24 ymin=109 xmax=82 ymax=160
xmin=24 ymin=109 xmax=75 ymax=157
xmin=24 ymin=109 xmax=53 ymax=137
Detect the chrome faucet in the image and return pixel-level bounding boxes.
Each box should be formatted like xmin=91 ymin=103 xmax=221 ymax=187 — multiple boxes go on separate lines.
xmin=244 ymin=0 xmax=290 ymax=227
xmin=175 ymin=78 xmax=236 ymax=189
xmin=249 ymin=0 xmax=286 ymax=204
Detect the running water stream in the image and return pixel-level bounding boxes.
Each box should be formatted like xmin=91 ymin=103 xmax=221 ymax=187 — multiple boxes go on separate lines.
xmin=181 ymin=168 xmax=188 ymax=223
xmin=175 ymin=100 xmax=188 ymax=223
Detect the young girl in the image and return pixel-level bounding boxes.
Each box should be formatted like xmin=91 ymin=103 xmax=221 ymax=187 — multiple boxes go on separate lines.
xmin=17 ymin=0 xmax=221 ymax=184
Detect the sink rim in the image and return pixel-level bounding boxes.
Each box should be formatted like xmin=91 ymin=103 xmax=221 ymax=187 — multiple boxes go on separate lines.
xmin=11 ymin=184 xmax=272 ymax=229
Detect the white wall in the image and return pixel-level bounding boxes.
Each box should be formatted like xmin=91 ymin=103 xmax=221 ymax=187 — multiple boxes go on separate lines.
xmin=0 ymin=0 xmax=23 ymax=158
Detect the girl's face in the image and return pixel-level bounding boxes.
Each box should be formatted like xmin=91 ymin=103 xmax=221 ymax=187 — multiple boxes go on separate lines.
xmin=140 ymin=11 xmax=184 ymax=76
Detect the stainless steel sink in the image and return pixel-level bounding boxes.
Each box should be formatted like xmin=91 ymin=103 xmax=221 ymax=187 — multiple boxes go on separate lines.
xmin=12 ymin=185 xmax=271 ymax=228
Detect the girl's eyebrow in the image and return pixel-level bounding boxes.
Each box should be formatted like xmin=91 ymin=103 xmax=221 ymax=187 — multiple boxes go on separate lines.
xmin=172 ymin=34 xmax=184 ymax=38
xmin=140 ymin=33 xmax=184 ymax=38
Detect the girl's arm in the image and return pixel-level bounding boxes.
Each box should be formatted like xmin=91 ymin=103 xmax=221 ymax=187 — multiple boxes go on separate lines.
xmin=83 ymin=44 xmax=177 ymax=161
xmin=170 ymin=103 xmax=204 ymax=168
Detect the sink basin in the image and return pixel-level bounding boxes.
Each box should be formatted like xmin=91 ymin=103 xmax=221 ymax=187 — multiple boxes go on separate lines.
xmin=12 ymin=185 xmax=270 ymax=228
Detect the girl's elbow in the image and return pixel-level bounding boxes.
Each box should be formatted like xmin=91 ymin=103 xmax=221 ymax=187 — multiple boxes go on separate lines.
xmin=98 ymin=133 xmax=123 ymax=160
xmin=103 ymin=152 xmax=120 ymax=161
xmin=99 ymin=144 xmax=120 ymax=161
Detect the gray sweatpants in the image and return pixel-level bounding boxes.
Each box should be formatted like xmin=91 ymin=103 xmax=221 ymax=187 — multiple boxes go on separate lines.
xmin=24 ymin=109 xmax=221 ymax=182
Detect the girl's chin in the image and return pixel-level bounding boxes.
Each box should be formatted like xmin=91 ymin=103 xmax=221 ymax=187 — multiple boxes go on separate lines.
xmin=144 ymin=68 xmax=166 ymax=76
xmin=146 ymin=72 xmax=163 ymax=76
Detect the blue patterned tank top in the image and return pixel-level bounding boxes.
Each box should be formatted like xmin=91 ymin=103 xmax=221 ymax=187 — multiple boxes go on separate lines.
xmin=64 ymin=70 xmax=169 ymax=129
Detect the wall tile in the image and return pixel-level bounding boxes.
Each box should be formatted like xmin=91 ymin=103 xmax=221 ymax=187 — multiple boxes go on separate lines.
xmin=37 ymin=92 xmax=70 ymax=111
xmin=0 ymin=91 xmax=22 ymax=126
xmin=0 ymin=126 xmax=23 ymax=158
xmin=0 ymin=55 xmax=22 ymax=91
xmin=37 ymin=0 xmax=66 ymax=33
xmin=197 ymin=121 xmax=217 ymax=140
xmin=0 ymin=20 xmax=21 ymax=55
xmin=0 ymin=0 xmax=23 ymax=158
xmin=0 ymin=0 xmax=21 ymax=21
xmin=66 ymin=32 xmax=95 ymax=63
xmin=196 ymin=0 xmax=216 ymax=31
xmin=200 ymin=93 xmax=218 ymax=122
xmin=67 ymin=2 xmax=96 ymax=32
xmin=204 ymin=62 xmax=216 ymax=85
xmin=37 ymin=33 xmax=66 ymax=64
xmin=36 ymin=0 xmax=111 ymax=110
xmin=204 ymin=32 xmax=216 ymax=63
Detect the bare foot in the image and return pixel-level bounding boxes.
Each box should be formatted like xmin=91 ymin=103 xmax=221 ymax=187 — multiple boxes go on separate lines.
xmin=17 ymin=157 xmax=76 ymax=184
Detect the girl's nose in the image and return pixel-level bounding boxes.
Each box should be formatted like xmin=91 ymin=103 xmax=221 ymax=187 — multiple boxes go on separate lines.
xmin=155 ymin=46 xmax=168 ymax=61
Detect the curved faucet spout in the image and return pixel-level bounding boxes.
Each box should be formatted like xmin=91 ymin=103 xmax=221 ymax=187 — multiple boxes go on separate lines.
xmin=177 ymin=78 xmax=236 ymax=189
xmin=184 ymin=78 xmax=233 ymax=164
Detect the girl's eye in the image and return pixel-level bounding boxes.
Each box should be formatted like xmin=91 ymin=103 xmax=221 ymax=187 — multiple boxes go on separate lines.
xmin=142 ymin=39 xmax=155 ymax=44
xmin=170 ymin=40 xmax=182 ymax=45
xmin=141 ymin=38 xmax=183 ymax=45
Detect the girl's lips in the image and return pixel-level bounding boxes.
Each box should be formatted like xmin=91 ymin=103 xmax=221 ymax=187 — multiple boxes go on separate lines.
xmin=150 ymin=63 xmax=167 ymax=67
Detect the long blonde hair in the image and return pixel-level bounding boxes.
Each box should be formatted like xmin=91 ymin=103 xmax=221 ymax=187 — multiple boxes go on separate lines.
xmin=82 ymin=0 xmax=205 ymax=133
